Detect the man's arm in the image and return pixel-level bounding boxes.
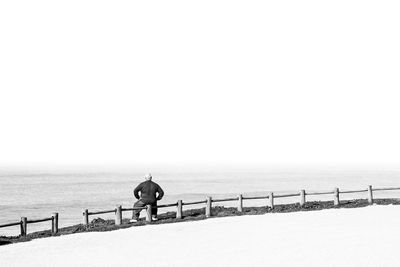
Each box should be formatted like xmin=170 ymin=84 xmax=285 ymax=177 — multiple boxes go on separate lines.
xmin=134 ymin=184 xmax=142 ymax=199
xmin=156 ymin=185 xmax=164 ymax=201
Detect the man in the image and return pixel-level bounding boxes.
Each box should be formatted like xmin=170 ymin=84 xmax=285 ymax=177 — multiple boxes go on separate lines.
xmin=130 ymin=173 xmax=164 ymax=222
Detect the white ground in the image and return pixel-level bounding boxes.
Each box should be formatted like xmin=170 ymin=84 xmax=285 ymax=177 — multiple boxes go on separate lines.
xmin=1 ymin=205 xmax=400 ymax=267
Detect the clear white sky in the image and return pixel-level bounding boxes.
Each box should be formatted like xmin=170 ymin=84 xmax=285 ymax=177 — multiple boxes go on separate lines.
xmin=0 ymin=1 xmax=399 ymax=170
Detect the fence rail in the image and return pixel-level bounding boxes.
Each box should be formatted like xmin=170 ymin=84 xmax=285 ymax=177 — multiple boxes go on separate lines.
xmin=212 ymin=197 xmax=239 ymax=202
xmin=0 ymin=213 xmax=58 ymax=237
xmin=121 ymin=207 xmax=147 ymax=211
xmin=0 ymin=221 xmax=21 ymax=228
xmin=242 ymin=196 xmax=268 ymax=200
xmin=340 ymin=189 xmax=368 ymax=194
xmin=27 ymin=217 xmax=53 ymax=224
xmin=274 ymin=193 xmax=300 ymax=198
xmin=183 ymin=200 xmax=207 ymax=205
xmin=3 ymin=184 xmax=400 ymax=237
xmin=157 ymin=203 xmax=178 ymax=208
xmin=306 ymin=191 xmax=334 ymax=196
xmin=373 ymin=187 xmax=400 ymax=191
xmin=88 ymin=209 xmax=116 ymax=216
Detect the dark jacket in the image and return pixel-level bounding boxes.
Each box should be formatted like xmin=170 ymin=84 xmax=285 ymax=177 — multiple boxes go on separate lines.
xmin=134 ymin=180 xmax=164 ymax=204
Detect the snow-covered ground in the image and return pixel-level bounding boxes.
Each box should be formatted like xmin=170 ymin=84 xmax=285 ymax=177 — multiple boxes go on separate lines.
xmin=1 ymin=205 xmax=399 ymax=267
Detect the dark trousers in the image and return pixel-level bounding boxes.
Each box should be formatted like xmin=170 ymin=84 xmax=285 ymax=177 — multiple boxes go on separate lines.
xmin=132 ymin=200 xmax=158 ymax=219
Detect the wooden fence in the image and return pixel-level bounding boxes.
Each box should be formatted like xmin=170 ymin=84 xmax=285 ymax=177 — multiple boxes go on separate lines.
xmin=82 ymin=185 xmax=400 ymax=225
xmin=0 ymin=213 xmax=58 ymax=237
xmin=2 ymin=185 xmax=400 ymax=236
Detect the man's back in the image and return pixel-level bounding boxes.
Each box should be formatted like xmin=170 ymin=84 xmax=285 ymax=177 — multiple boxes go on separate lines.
xmin=134 ymin=180 xmax=164 ymax=204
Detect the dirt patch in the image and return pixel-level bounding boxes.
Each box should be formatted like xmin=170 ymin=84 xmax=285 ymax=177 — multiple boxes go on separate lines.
xmin=1 ymin=198 xmax=399 ymax=246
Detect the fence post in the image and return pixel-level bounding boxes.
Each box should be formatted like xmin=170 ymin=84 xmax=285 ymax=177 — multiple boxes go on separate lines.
xmin=367 ymin=185 xmax=373 ymax=204
xmin=115 ymin=206 xmax=122 ymax=225
xmin=333 ymin=187 xmax=340 ymax=206
xmin=83 ymin=209 xmax=89 ymax=226
xmin=176 ymin=200 xmax=183 ymax=219
xmin=146 ymin=205 xmax=152 ymax=222
xmin=52 ymin=213 xmax=59 ymax=234
xmin=238 ymin=194 xmax=243 ymax=212
xmin=20 ymin=217 xmax=27 ymax=237
xmin=206 ymin=196 xmax=212 ymax=217
xmin=300 ymin=190 xmax=306 ymax=207
xmin=268 ymin=192 xmax=274 ymax=209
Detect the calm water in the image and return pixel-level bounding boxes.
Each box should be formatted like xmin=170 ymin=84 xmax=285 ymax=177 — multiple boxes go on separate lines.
xmin=2 ymin=169 xmax=400 ymax=236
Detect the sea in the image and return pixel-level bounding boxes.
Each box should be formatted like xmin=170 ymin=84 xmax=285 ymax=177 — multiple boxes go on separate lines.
xmin=2 ymin=168 xmax=400 ymax=236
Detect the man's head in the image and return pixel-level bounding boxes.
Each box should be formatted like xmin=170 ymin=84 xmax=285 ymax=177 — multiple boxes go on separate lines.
xmin=144 ymin=173 xmax=152 ymax=181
